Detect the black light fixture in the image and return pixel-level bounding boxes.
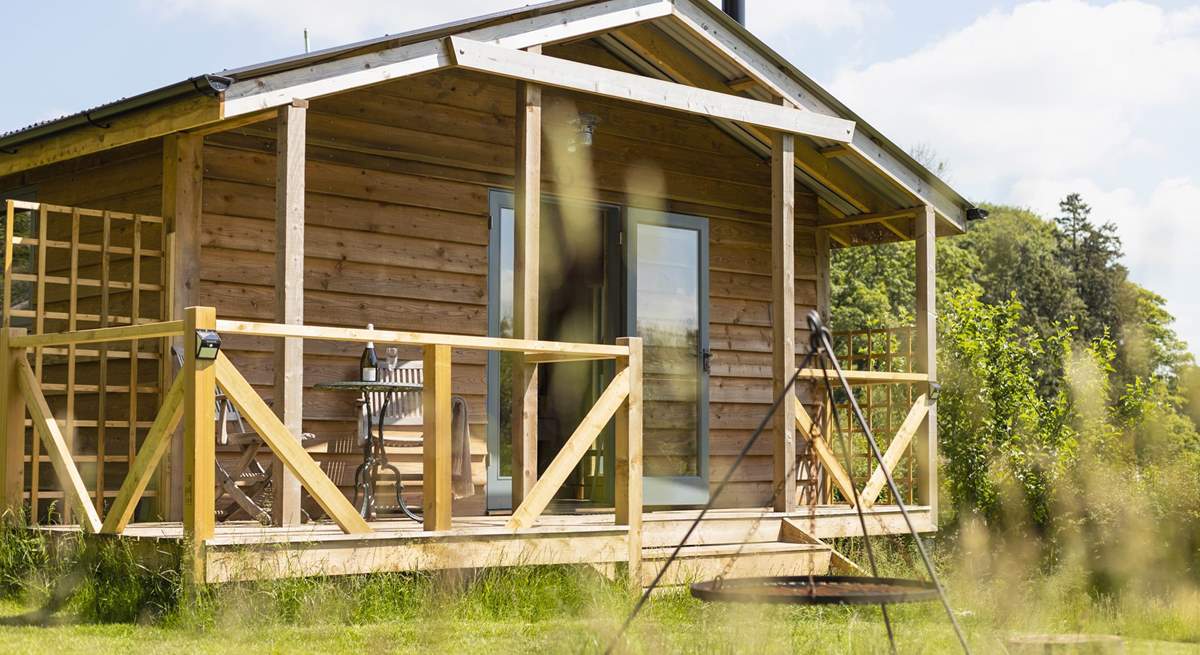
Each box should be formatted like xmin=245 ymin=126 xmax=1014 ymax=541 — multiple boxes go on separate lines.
xmin=966 ymin=207 xmax=990 ymax=222
xmin=194 ymin=329 xmax=222 ymax=360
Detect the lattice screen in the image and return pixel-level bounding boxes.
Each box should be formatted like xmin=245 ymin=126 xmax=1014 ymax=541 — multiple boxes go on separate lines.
xmin=2 ymin=200 xmax=169 ymax=523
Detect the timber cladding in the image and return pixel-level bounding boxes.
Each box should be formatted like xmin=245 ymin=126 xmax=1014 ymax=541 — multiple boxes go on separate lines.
xmin=1 ymin=44 xmax=824 ymax=515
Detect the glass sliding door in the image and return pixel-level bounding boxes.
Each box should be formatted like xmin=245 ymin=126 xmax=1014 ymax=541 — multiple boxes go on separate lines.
xmin=627 ymin=208 xmax=710 ymax=506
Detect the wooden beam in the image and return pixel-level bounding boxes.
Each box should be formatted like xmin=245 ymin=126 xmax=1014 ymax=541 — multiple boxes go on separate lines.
xmin=0 ymin=329 xmax=26 ymax=517
xmin=213 ymin=320 xmax=629 ymax=357
xmin=725 ymin=75 xmax=757 ymax=92
xmin=214 ymin=352 xmax=371 ymax=535
xmin=914 ymin=205 xmax=938 ymax=519
xmin=508 ymin=368 xmax=631 ymax=530
xmin=162 ymin=132 xmax=203 ymax=521
xmin=183 ymin=306 xmax=217 ymax=582
xmin=100 ymin=375 xmax=185 ymax=534
xmin=447 ymin=37 xmax=854 ymax=141
xmin=9 ymin=322 xmax=184 ymax=349
xmin=606 ymin=23 xmax=881 ymax=214
xmin=815 ymin=230 xmax=831 ymax=323
xmin=422 ymin=344 xmax=453 ymax=531
xmin=772 ymin=128 xmax=797 ymax=512
xmin=512 ymin=72 xmax=541 ymax=508
xmin=795 ymin=398 xmax=855 ymax=506
xmin=859 ymin=395 xmax=929 ymax=508
xmin=796 ymin=369 xmax=929 ymax=385
xmin=614 ymin=336 xmax=643 ymax=584
xmin=819 ymin=207 xmax=921 ymax=231
xmin=272 ymin=100 xmax=307 ymax=527
xmin=818 ymin=144 xmax=851 ymax=158
xmin=16 ymin=356 xmax=102 ymax=533
xmin=222 ymin=0 xmax=675 ymax=116
xmin=0 ymin=95 xmax=221 ymax=178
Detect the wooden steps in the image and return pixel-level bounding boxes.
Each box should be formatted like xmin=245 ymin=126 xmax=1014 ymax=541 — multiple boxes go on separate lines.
xmin=641 ymin=541 xmax=832 ymax=587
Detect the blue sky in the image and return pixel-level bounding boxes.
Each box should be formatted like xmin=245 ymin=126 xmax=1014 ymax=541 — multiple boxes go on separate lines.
xmin=4 ymin=0 xmax=1199 ymax=353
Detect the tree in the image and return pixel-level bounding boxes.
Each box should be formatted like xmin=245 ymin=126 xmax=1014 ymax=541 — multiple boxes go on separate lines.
xmin=1054 ymin=193 xmax=1126 ymax=342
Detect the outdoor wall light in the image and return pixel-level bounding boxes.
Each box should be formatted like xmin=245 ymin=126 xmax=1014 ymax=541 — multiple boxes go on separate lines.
xmin=194 ymin=329 xmax=222 ymax=360
xmin=567 ymin=113 xmax=600 ymax=153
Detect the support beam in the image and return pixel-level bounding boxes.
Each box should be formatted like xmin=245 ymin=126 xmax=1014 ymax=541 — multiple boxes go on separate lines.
xmin=222 ymin=0 xmax=675 ymax=117
xmin=859 ymin=395 xmax=930 ymax=508
xmin=16 ymin=356 xmax=101 ymax=533
xmin=771 ymin=129 xmax=797 ymax=512
xmin=512 ymin=74 xmax=541 ymax=508
xmin=0 ymin=329 xmax=25 ymax=517
xmin=614 ymin=337 xmax=643 ymax=585
xmin=914 ymin=205 xmax=938 ymax=520
xmin=422 ymin=344 xmax=452 ymax=532
xmin=183 ymin=306 xmax=217 ymax=581
xmin=818 ymin=207 xmax=921 ymax=231
xmin=161 ymin=132 xmax=203 ymax=521
xmin=272 ymin=100 xmax=307 ymax=526
xmin=508 ymin=369 xmax=631 ymax=530
xmin=795 ymin=398 xmax=855 ymax=505
xmin=448 ymin=37 xmax=854 ymax=141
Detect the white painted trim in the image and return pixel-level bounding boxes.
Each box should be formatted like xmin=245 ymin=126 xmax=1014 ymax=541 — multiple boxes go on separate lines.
xmin=447 ymin=37 xmax=854 ymax=141
xmin=222 ymin=0 xmax=674 ymax=117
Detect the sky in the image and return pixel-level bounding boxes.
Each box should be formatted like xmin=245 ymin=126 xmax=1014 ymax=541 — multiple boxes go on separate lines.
xmin=3 ymin=0 xmax=1198 ymax=352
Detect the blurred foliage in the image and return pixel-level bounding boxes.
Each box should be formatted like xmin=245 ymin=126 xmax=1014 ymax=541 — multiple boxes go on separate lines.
xmin=833 ymin=192 xmax=1200 ymax=588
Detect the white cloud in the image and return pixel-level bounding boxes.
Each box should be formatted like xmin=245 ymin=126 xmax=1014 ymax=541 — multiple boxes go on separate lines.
xmin=830 ymin=0 xmax=1200 ymax=351
xmin=144 ymin=0 xmax=524 ymax=47
xmin=830 ymin=0 xmax=1200 ymax=194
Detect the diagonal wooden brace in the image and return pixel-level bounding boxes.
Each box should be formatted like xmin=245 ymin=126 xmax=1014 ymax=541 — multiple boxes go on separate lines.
xmin=859 ymin=394 xmax=929 ymax=508
xmin=795 ymin=397 xmax=856 ymax=506
xmin=214 ymin=353 xmax=371 ymax=535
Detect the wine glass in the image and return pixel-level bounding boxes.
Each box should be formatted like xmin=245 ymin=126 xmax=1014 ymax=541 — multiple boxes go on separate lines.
xmin=385 ymin=347 xmax=400 ymax=377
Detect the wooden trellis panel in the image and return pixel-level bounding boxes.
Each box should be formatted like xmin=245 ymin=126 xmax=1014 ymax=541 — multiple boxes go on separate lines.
xmin=2 ymin=200 xmax=169 ymax=523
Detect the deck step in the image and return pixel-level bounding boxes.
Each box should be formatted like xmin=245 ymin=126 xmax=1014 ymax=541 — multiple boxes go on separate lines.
xmin=641 ymin=541 xmax=832 ymax=588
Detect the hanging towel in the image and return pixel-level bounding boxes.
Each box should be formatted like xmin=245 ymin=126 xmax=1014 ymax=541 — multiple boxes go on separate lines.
xmin=451 ymin=396 xmax=475 ymax=499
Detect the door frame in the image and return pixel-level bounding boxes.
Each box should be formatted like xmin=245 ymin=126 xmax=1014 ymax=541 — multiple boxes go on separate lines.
xmin=625 ymin=207 xmax=711 ymax=507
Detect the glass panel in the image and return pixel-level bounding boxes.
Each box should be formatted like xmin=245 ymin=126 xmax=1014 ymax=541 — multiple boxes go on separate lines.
xmin=497 ymin=207 xmax=515 ymax=477
xmin=636 ymin=223 xmax=700 ymax=477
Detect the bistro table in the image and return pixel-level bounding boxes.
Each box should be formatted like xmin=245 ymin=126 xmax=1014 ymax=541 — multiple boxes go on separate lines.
xmin=314 ymin=379 xmax=424 ymax=522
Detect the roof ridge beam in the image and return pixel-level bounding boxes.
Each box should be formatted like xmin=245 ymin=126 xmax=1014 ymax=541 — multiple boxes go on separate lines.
xmin=222 ymin=0 xmax=674 ymax=117
xmin=446 ymin=37 xmax=855 ymax=141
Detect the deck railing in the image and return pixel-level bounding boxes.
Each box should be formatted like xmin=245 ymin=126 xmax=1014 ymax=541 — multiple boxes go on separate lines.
xmin=0 ymin=307 xmax=643 ymax=580
xmin=794 ymin=325 xmax=933 ymax=507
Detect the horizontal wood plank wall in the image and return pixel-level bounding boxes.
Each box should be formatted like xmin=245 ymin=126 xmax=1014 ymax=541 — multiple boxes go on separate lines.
xmin=0 ymin=141 xmax=166 ymax=522
xmin=201 ymin=46 xmax=821 ymax=512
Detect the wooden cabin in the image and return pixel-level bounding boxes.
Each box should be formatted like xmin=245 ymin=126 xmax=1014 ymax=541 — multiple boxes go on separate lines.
xmin=0 ymin=0 xmax=973 ymax=585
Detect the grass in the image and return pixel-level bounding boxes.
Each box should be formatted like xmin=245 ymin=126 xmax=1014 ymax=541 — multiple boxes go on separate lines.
xmin=0 ymin=527 xmax=1196 ymax=654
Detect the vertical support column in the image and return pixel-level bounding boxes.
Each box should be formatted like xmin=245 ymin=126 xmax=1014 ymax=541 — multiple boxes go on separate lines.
xmin=771 ymin=130 xmax=797 ymax=512
xmin=272 ymin=99 xmax=308 ymax=526
xmin=422 ymin=344 xmax=452 ymax=531
xmin=161 ymin=132 xmax=204 ymax=521
xmin=914 ymin=205 xmax=938 ymax=521
xmin=615 ymin=337 xmax=643 ymax=585
xmin=814 ymin=229 xmax=832 ymax=324
xmin=0 ymin=329 xmax=26 ymax=518
xmin=512 ymin=74 xmax=542 ymax=506
xmin=182 ymin=306 xmax=216 ymax=584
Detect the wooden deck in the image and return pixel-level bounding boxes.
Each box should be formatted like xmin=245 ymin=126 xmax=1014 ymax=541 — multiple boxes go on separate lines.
xmin=36 ymin=505 xmax=931 ymax=584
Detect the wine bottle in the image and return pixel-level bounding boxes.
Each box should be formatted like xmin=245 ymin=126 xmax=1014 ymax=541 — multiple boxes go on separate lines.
xmin=361 ymin=324 xmax=378 ymax=382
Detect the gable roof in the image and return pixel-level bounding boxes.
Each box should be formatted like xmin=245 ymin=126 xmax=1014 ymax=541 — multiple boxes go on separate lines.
xmin=0 ymin=0 xmax=973 ymax=233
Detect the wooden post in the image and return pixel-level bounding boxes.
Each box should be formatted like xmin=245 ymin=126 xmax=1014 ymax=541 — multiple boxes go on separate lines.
xmin=161 ymin=132 xmax=203 ymax=521
xmin=614 ymin=337 xmax=643 ymax=585
xmin=422 ymin=344 xmax=452 ymax=531
xmin=512 ymin=73 xmax=542 ymax=507
xmin=0 ymin=329 xmax=26 ymax=518
xmin=771 ymin=129 xmax=797 ymax=512
xmin=914 ymin=205 xmax=938 ymax=520
xmin=182 ymin=306 xmax=216 ymax=583
xmin=272 ymin=99 xmax=307 ymax=526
